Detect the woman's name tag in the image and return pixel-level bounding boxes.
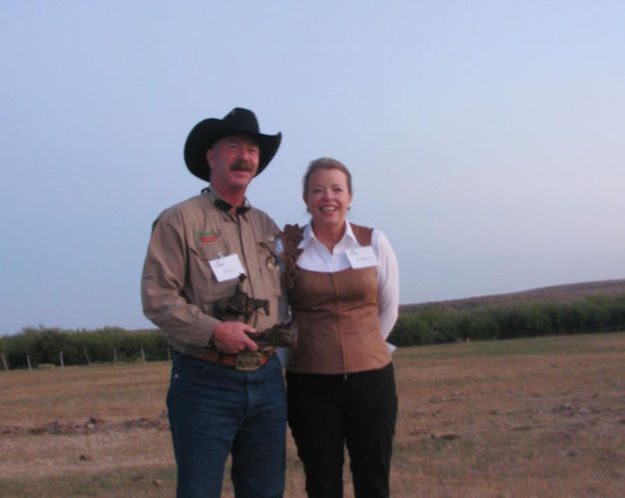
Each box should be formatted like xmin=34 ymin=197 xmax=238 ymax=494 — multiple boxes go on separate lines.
xmin=209 ymin=254 xmax=246 ymax=282
xmin=346 ymin=246 xmax=377 ymax=269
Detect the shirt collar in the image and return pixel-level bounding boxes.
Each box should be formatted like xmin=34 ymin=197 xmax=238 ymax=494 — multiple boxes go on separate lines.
xmin=202 ymin=187 xmax=251 ymax=216
xmin=300 ymin=221 xmax=359 ymax=249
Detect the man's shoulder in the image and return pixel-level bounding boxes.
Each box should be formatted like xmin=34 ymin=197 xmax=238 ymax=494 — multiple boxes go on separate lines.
xmin=168 ymin=193 xmax=208 ymax=211
xmin=154 ymin=194 xmax=278 ymax=232
xmin=248 ymin=204 xmax=274 ymax=221
xmin=247 ymin=205 xmax=279 ymax=234
xmin=157 ymin=194 xmax=210 ymax=220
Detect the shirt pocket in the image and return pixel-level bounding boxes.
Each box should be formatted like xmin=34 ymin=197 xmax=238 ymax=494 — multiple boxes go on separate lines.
xmin=187 ymin=241 xmax=235 ymax=300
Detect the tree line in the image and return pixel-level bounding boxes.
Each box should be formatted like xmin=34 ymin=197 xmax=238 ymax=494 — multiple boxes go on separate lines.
xmin=0 ymin=327 xmax=169 ymax=370
xmin=388 ymin=294 xmax=625 ymax=346
xmin=1 ymin=294 xmax=624 ymax=369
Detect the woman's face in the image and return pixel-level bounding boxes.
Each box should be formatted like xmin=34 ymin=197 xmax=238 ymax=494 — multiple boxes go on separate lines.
xmin=304 ymin=167 xmax=353 ymax=230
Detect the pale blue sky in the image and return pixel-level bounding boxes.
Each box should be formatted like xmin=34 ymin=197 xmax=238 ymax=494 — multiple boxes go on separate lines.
xmin=1 ymin=1 xmax=624 ymax=334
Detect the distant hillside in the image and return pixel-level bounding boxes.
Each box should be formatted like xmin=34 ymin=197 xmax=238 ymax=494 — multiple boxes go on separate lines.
xmin=400 ymin=279 xmax=625 ymax=314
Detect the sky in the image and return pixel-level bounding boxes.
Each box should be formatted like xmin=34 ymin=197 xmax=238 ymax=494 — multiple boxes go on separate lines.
xmin=1 ymin=1 xmax=624 ymax=335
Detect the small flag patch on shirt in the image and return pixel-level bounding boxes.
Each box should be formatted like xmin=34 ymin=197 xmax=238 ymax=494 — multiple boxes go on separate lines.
xmin=197 ymin=230 xmax=218 ymax=243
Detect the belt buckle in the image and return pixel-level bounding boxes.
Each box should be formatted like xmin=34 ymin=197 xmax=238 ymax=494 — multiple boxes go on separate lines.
xmin=235 ymin=351 xmax=264 ymax=372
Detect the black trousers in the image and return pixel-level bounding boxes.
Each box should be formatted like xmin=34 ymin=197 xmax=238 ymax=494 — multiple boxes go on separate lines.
xmin=286 ymin=363 xmax=397 ymax=498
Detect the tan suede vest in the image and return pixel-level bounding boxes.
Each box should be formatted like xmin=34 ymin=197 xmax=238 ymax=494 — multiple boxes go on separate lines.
xmin=286 ymin=225 xmax=392 ymax=374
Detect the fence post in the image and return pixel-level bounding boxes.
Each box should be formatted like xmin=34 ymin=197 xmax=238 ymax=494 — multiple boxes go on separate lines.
xmin=167 ymin=346 xmax=171 ymax=362
xmin=140 ymin=347 xmax=146 ymax=363
xmin=1 ymin=353 xmax=8 ymax=371
xmin=84 ymin=346 xmax=91 ymax=365
xmin=26 ymin=354 xmax=32 ymax=371
xmin=113 ymin=348 xmax=118 ymax=365
xmin=59 ymin=351 xmax=65 ymax=368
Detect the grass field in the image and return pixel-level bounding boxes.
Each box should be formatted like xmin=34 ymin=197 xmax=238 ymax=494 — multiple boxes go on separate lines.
xmin=1 ymin=332 xmax=625 ymax=497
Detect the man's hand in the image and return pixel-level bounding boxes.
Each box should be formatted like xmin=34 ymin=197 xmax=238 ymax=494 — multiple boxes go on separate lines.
xmin=211 ymin=321 xmax=259 ymax=354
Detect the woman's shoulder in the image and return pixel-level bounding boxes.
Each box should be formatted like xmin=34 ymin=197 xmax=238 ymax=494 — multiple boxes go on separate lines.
xmin=349 ymin=223 xmax=374 ymax=246
xmin=349 ymin=223 xmax=393 ymax=252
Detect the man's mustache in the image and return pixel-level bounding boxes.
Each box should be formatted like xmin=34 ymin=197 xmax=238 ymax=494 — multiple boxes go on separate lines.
xmin=230 ymin=160 xmax=254 ymax=172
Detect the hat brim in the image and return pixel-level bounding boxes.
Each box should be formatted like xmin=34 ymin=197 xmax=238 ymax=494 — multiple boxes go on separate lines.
xmin=184 ymin=119 xmax=281 ymax=182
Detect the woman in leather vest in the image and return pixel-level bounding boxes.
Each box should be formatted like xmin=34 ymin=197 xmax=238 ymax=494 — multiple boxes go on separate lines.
xmin=279 ymin=157 xmax=400 ymax=498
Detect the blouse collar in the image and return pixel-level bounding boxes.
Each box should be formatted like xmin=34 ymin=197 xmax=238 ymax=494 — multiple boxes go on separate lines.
xmin=300 ymin=220 xmax=358 ymax=249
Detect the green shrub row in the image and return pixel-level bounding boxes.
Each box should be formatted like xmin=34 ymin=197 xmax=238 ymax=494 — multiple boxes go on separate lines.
xmin=2 ymin=294 xmax=624 ymax=369
xmin=0 ymin=327 xmax=169 ymax=369
xmin=388 ymin=294 xmax=625 ymax=346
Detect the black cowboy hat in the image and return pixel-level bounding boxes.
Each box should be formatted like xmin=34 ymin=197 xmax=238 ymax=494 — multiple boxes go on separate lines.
xmin=184 ymin=107 xmax=282 ymax=182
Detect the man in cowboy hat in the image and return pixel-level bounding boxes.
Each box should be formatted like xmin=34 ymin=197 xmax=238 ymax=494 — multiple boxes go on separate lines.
xmin=141 ymin=108 xmax=286 ymax=497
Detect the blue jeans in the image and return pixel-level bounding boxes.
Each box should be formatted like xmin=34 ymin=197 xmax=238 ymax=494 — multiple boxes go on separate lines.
xmin=167 ymin=352 xmax=286 ymax=497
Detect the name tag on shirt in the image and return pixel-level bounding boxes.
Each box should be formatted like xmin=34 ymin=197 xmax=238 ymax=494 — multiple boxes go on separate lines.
xmin=346 ymin=246 xmax=377 ymax=269
xmin=209 ymin=254 xmax=246 ymax=282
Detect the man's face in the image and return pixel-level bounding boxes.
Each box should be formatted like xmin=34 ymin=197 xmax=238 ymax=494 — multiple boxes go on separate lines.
xmin=206 ymin=134 xmax=260 ymax=191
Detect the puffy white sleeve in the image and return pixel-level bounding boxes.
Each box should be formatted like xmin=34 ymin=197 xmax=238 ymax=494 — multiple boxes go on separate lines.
xmin=372 ymin=229 xmax=400 ymax=351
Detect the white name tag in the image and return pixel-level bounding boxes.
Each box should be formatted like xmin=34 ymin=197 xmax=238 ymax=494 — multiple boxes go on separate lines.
xmin=209 ymin=254 xmax=246 ymax=282
xmin=346 ymin=246 xmax=378 ymax=269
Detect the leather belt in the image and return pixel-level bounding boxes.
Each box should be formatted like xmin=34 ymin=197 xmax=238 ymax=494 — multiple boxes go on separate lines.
xmin=188 ymin=347 xmax=275 ymax=372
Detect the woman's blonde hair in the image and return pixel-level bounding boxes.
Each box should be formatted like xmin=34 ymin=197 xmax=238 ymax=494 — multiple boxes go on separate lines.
xmin=302 ymin=157 xmax=353 ymax=195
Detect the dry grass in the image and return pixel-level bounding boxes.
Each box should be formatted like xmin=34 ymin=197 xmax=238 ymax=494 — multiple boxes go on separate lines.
xmin=1 ymin=333 xmax=625 ymax=497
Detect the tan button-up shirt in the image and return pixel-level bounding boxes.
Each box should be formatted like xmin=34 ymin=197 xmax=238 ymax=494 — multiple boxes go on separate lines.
xmin=141 ymin=189 xmax=281 ymax=355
